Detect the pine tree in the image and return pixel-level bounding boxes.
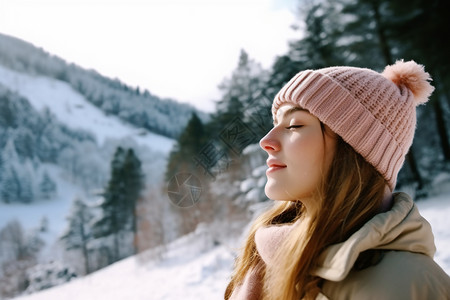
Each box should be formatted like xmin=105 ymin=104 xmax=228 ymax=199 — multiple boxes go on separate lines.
xmin=270 ymin=0 xmax=344 ymax=95
xmin=334 ymin=0 xmax=391 ymax=69
xmin=91 ymin=147 xmax=126 ymax=262
xmin=0 ymin=220 xmax=27 ymax=260
xmin=39 ymin=216 xmax=49 ymax=233
xmin=207 ymin=49 xmax=269 ymax=159
xmin=12 ymin=128 xmax=35 ymax=159
xmin=39 ymin=171 xmax=57 ymax=200
xmin=122 ymin=149 xmax=144 ymax=254
xmin=215 ymin=50 xmax=268 ymax=124
xmin=60 ymin=197 xmax=93 ymax=274
xmin=91 ymin=147 xmax=144 ymax=261
xmin=0 ymin=140 xmax=35 ymax=203
xmin=1 ymin=164 xmax=21 ymax=204
xmin=166 ymin=112 xmax=206 ymax=180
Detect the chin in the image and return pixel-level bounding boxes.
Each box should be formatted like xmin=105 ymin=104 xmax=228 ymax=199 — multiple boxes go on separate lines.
xmin=264 ymin=183 xmax=289 ymax=201
xmin=264 ymin=181 xmax=277 ymax=200
xmin=265 ymin=182 xmax=313 ymax=202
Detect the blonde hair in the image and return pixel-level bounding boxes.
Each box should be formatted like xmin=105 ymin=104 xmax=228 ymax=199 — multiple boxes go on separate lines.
xmin=225 ymin=135 xmax=387 ymax=300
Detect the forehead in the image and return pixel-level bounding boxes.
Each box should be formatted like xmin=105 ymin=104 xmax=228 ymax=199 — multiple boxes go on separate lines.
xmin=274 ymin=104 xmax=310 ymax=124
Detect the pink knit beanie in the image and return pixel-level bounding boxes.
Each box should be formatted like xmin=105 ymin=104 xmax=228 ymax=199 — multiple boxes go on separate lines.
xmin=272 ymin=60 xmax=434 ymax=190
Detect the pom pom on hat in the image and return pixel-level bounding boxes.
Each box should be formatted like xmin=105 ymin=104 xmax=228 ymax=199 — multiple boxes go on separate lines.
xmin=382 ymin=60 xmax=434 ymax=105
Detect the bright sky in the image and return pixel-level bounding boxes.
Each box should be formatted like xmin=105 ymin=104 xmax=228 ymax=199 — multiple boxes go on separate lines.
xmin=0 ymin=0 xmax=298 ymax=112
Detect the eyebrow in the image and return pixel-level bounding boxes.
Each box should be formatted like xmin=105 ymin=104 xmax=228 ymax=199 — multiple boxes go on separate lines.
xmin=274 ymin=106 xmax=309 ymax=125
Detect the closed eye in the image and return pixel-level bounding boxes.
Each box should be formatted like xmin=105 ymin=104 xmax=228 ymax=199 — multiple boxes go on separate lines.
xmin=286 ymin=125 xmax=303 ymax=130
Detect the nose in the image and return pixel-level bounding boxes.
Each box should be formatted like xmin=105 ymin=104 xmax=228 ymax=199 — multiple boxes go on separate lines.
xmin=259 ymin=128 xmax=280 ymax=152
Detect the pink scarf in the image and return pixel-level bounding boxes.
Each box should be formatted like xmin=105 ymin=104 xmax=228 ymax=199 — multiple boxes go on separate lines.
xmin=229 ymin=222 xmax=296 ymax=299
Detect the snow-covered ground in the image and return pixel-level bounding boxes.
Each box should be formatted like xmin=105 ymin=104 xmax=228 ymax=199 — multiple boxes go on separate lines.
xmin=416 ymin=191 xmax=450 ymax=271
xmin=0 ymin=65 xmax=174 ymax=152
xmin=12 ymin=191 xmax=450 ymax=300
xmin=13 ymin=224 xmax=237 ymax=300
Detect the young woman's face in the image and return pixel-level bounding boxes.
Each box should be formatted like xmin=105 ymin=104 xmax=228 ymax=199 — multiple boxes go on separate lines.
xmin=260 ymin=104 xmax=337 ymax=207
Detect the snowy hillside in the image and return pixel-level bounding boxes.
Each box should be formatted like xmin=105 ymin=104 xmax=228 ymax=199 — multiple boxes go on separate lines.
xmin=0 ymin=63 xmax=176 ymax=237
xmin=12 ymin=191 xmax=450 ymax=300
xmin=0 ymin=65 xmax=175 ymax=152
xmin=0 ymin=33 xmax=201 ymax=140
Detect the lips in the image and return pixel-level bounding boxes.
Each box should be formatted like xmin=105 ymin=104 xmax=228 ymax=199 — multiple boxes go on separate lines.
xmin=266 ymin=158 xmax=286 ymax=174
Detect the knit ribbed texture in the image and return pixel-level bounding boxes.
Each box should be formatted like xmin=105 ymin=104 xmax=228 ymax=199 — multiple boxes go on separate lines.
xmin=272 ymin=62 xmax=433 ymax=190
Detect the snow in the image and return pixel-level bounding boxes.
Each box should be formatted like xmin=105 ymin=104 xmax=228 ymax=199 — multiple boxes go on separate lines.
xmin=0 ymin=65 xmax=175 ymax=153
xmin=0 ymin=164 xmax=81 ymax=245
xmin=13 ymin=225 xmax=237 ymax=300
xmin=416 ymin=192 xmax=450 ymax=271
xmin=12 ymin=191 xmax=450 ymax=300
xmin=13 ymin=246 xmax=234 ymax=300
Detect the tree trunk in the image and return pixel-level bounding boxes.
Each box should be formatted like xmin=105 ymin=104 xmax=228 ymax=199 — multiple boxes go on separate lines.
xmin=406 ymin=150 xmax=423 ymax=190
xmin=132 ymin=204 xmax=138 ymax=255
xmin=80 ymin=226 xmax=90 ymax=274
xmin=431 ymin=72 xmax=450 ymax=161
xmin=114 ymin=231 xmax=120 ymax=262
xmin=432 ymin=96 xmax=450 ymax=161
xmin=371 ymin=0 xmax=393 ymax=65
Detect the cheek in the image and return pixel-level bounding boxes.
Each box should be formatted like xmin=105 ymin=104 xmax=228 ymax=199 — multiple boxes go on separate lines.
xmin=265 ymin=134 xmax=327 ymax=201
xmin=288 ymin=142 xmax=325 ymax=198
xmin=290 ymin=134 xmax=326 ymax=167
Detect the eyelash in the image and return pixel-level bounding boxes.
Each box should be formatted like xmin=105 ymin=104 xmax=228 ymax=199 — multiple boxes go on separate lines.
xmin=286 ymin=125 xmax=303 ymax=130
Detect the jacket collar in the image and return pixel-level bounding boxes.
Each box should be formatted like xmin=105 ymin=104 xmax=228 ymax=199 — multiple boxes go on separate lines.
xmin=313 ymin=192 xmax=435 ymax=281
xmin=254 ymin=193 xmax=436 ymax=282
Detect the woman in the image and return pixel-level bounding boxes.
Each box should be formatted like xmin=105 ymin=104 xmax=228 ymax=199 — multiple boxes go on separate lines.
xmin=225 ymin=60 xmax=450 ymax=299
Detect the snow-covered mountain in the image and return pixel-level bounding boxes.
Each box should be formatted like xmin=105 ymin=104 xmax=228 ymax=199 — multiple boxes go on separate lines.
xmin=0 ymin=33 xmax=204 ymax=140
xmin=0 ymin=65 xmax=174 ymax=152
xmin=0 ymin=61 xmax=178 ymax=229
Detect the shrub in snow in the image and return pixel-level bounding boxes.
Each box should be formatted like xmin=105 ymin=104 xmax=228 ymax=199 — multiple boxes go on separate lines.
xmin=24 ymin=261 xmax=77 ymax=294
xmin=0 ymin=259 xmax=35 ymax=299
xmin=38 ymin=171 xmax=57 ymax=200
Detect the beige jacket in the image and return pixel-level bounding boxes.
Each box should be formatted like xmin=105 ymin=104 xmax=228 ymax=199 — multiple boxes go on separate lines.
xmin=230 ymin=193 xmax=450 ymax=299
xmin=318 ymin=192 xmax=450 ymax=299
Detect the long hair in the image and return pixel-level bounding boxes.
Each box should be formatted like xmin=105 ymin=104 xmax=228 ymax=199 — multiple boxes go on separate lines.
xmin=225 ymin=133 xmax=387 ymax=299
